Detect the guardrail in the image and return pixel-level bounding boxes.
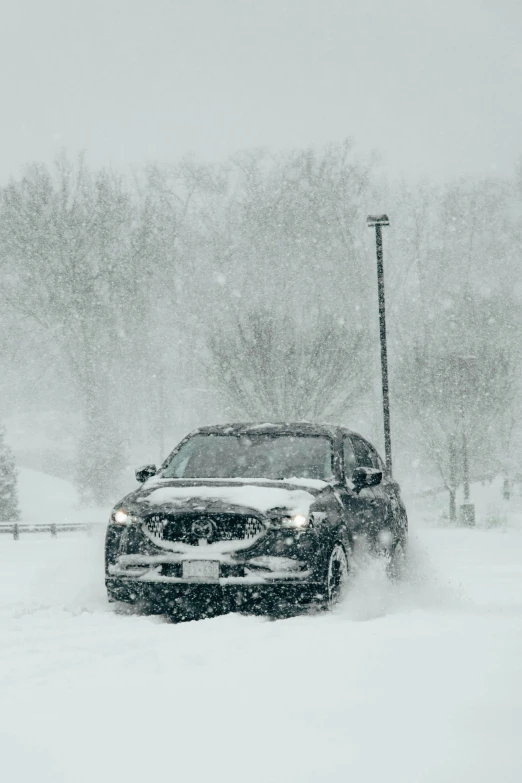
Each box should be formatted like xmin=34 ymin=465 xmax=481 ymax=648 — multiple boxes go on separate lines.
xmin=0 ymin=522 xmax=94 ymax=540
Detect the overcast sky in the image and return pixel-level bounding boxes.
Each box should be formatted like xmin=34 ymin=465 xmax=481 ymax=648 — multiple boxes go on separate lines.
xmin=1 ymin=0 xmax=521 ymax=183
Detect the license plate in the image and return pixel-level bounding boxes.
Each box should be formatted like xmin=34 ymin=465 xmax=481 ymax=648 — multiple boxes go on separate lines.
xmin=182 ymin=560 xmax=220 ymax=581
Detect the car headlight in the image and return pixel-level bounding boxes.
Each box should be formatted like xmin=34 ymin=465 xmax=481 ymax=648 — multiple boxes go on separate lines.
xmin=110 ymin=509 xmax=142 ymax=525
xmin=280 ymin=514 xmax=309 ymax=529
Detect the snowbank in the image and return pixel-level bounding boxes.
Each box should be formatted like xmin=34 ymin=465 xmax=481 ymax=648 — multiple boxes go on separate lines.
xmin=16 ymin=466 xmax=111 ymax=525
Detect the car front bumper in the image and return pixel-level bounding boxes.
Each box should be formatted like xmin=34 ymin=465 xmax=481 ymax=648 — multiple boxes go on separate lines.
xmin=105 ymin=525 xmax=327 ymax=613
xmin=105 ymin=575 xmax=324 ymax=614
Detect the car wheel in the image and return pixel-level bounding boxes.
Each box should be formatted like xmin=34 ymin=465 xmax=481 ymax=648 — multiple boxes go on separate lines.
xmin=326 ymin=543 xmax=349 ymax=607
xmin=387 ymin=538 xmax=407 ymax=582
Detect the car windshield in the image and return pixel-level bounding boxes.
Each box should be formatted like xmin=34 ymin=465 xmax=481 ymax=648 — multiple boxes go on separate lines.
xmin=162 ymin=434 xmax=333 ymax=481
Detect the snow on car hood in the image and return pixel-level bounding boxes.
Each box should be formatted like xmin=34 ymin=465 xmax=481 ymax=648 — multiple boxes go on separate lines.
xmin=135 ymin=478 xmax=325 ymax=517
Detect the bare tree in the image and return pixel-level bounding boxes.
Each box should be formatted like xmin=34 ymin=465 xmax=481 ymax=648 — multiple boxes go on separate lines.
xmin=197 ymin=140 xmax=381 ymax=425
xmin=395 ymin=292 xmax=522 ymax=516
xmin=210 ymin=140 xmax=377 ymax=313
xmin=206 ymin=306 xmax=373 ymax=422
xmin=0 ymin=154 xmax=154 ymax=500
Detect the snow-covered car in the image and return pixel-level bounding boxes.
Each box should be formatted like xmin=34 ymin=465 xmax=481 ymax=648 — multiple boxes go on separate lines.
xmin=105 ymin=423 xmax=408 ymax=617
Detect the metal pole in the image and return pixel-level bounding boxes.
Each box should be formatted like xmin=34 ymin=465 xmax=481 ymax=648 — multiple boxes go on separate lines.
xmin=372 ymin=221 xmax=392 ymax=475
xmin=158 ymin=363 xmax=165 ymax=465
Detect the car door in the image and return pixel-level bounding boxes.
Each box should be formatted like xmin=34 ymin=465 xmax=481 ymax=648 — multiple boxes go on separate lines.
xmin=335 ymin=436 xmax=384 ymax=544
xmin=366 ymin=443 xmax=407 ymax=538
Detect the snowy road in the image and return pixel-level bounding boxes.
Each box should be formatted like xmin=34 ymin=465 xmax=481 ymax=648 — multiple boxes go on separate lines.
xmin=1 ymin=522 xmax=521 ymax=783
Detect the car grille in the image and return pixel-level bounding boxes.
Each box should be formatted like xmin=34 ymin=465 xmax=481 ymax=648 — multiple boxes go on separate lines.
xmin=142 ymin=513 xmax=266 ymax=545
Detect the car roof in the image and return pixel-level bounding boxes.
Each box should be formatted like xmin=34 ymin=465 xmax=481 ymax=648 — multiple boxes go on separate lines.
xmin=191 ymin=422 xmax=358 ymax=439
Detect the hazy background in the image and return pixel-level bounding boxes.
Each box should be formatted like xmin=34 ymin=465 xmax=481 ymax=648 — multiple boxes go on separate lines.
xmin=0 ymin=0 xmax=521 ymax=508
xmin=1 ymin=0 xmax=521 ymax=181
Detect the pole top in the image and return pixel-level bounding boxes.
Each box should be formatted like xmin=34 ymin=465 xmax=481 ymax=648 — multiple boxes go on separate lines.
xmin=367 ymin=214 xmax=390 ymax=227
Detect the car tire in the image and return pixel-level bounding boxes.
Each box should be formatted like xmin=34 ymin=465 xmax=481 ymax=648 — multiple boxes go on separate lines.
xmin=325 ymin=543 xmax=349 ymax=608
xmin=387 ymin=537 xmax=407 ymax=582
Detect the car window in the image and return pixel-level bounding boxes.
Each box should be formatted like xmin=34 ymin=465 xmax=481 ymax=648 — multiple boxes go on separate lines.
xmin=368 ymin=446 xmax=385 ymax=472
xmin=351 ymin=436 xmax=374 ymax=468
xmin=343 ymin=438 xmax=356 ymax=478
xmin=162 ymin=434 xmax=334 ymax=480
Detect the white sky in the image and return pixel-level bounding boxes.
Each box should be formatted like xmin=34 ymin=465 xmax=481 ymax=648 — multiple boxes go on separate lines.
xmin=1 ymin=0 xmax=521 ymax=182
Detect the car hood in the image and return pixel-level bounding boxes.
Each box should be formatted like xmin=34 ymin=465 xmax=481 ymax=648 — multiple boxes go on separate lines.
xmin=126 ymin=477 xmax=327 ymax=518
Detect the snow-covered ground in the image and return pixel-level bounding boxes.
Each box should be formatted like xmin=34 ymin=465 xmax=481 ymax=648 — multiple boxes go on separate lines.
xmin=1 ymin=477 xmax=522 ymax=782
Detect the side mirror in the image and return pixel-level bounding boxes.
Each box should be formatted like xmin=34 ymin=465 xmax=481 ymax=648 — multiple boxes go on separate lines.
xmin=351 ymin=466 xmax=382 ymax=493
xmin=135 ymin=464 xmax=157 ymax=483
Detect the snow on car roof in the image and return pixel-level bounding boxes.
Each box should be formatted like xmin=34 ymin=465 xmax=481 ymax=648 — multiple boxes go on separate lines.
xmin=191 ymin=422 xmax=355 ymax=438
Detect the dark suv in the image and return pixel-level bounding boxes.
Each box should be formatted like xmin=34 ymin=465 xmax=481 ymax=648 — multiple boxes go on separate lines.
xmin=105 ymin=422 xmax=408 ymax=617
